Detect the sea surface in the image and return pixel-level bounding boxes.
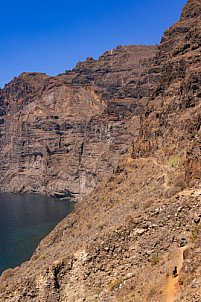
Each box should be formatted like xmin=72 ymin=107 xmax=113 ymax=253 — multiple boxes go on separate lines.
xmin=0 ymin=193 xmax=74 ymax=275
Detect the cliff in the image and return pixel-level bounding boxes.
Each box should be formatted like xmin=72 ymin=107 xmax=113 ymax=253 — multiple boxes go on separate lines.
xmin=0 ymin=46 xmax=156 ymax=201
xmin=2 ymin=0 xmax=198 ymax=201
xmin=131 ymin=0 xmax=201 ymax=183
xmin=61 ymin=45 xmax=158 ymax=100
xmin=1 ymin=0 xmax=201 ymax=301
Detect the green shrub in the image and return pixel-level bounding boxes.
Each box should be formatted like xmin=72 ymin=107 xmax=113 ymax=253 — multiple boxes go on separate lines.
xmin=149 ymin=255 xmax=159 ymax=266
xmin=147 ymin=287 xmax=157 ymax=299
xmin=108 ymin=279 xmax=121 ymax=292
xmin=191 ymin=225 xmax=201 ymax=242
xmin=168 ymin=156 xmax=181 ymax=168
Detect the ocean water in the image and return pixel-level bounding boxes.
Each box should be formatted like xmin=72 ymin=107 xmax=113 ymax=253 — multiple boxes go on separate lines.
xmin=0 ymin=193 xmax=74 ymax=275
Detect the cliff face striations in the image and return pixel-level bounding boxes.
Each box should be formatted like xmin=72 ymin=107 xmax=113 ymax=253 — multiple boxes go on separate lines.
xmin=0 ymin=46 xmax=156 ymax=200
xmin=2 ymin=0 xmax=198 ymax=200
xmin=60 ymin=45 xmax=158 ymax=100
xmin=1 ymin=0 xmax=201 ymax=301
xmin=131 ymin=0 xmax=201 ymax=183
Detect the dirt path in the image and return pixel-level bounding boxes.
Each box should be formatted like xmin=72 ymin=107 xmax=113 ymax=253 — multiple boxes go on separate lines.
xmin=163 ymin=246 xmax=187 ymax=302
xmin=140 ymin=157 xmax=171 ymax=191
xmin=139 ymin=156 xmax=165 ymax=167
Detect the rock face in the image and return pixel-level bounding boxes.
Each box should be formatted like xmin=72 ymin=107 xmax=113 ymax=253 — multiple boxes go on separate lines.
xmin=4 ymin=0 xmax=199 ymax=200
xmin=1 ymin=0 xmax=201 ymax=301
xmin=0 ymin=46 xmax=156 ymax=201
xmin=2 ymin=0 xmax=199 ymax=200
xmin=131 ymin=0 xmax=201 ymax=183
xmin=60 ymin=45 xmax=158 ymax=100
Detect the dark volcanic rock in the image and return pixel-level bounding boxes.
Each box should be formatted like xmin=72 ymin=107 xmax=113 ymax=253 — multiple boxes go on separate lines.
xmin=131 ymin=0 xmax=201 ymax=185
xmin=60 ymin=45 xmax=157 ymax=100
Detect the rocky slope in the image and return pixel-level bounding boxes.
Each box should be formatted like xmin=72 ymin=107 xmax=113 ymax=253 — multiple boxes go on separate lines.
xmin=1 ymin=0 xmax=201 ymax=301
xmin=2 ymin=154 xmax=201 ymax=302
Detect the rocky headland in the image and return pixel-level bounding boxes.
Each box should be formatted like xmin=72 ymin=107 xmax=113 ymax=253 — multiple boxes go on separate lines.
xmin=0 ymin=0 xmax=201 ymax=301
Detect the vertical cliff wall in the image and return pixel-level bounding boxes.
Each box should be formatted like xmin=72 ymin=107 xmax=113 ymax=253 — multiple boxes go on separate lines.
xmin=0 ymin=46 xmax=156 ymax=200
xmin=131 ymin=0 xmax=201 ymax=183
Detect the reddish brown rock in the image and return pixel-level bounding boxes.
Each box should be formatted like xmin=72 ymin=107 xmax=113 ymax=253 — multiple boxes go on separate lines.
xmin=131 ymin=2 xmax=201 ymax=186
xmin=0 ymin=46 xmax=157 ymax=200
xmin=1 ymin=1 xmax=201 ymax=302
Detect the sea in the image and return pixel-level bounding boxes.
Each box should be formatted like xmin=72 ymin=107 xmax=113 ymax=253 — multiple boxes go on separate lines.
xmin=0 ymin=193 xmax=74 ymax=275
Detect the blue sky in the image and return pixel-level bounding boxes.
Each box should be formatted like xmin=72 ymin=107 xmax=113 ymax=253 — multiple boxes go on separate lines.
xmin=0 ymin=0 xmax=187 ymax=88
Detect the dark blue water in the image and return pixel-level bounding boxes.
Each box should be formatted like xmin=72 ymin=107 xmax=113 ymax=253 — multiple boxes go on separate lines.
xmin=0 ymin=193 xmax=74 ymax=275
